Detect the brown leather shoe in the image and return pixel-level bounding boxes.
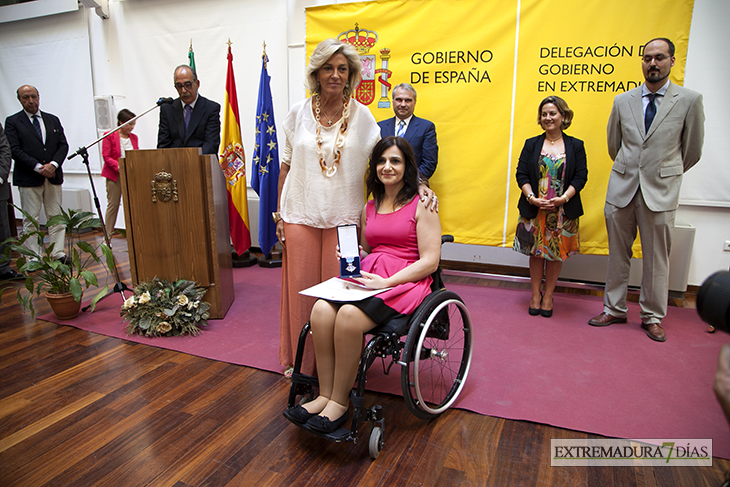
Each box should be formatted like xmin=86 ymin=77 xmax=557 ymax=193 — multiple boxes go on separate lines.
xmin=641 ymin=322 xmax=666 ymax=342
xmin=588 ymin=312 xmax=627 ymax=327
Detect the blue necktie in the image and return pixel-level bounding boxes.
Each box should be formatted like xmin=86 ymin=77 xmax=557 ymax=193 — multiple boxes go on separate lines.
xmin=396 ymin=120 xmax=406 ymax=138
xmin=184 ymin=104 xmax=192 ymax=134
xmin=32 ymin=115 xmax=42 ymax=140
xmin=644 ymin=93 xmax=657 ymax=133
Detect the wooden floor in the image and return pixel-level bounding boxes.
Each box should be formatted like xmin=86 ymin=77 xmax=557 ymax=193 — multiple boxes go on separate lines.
xmin=0 ymin=230 xmax=728 ymax=486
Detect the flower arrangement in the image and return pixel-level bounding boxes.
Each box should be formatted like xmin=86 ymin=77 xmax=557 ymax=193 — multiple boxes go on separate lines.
xmin=121 ymin=278 xmax=211 ymax=337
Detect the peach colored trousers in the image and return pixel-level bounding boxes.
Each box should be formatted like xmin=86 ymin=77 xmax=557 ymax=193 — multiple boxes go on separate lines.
xmin=279 ymin=222 xmax=339 ymax=375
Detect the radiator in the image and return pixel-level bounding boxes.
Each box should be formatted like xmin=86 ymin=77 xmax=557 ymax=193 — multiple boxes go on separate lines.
xmin=561 ymin=224 xmax=696 ymax=293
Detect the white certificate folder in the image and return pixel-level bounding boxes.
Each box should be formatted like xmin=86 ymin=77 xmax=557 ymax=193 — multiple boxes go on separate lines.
xmin=299 ymin=277 xmax=390 ymax=302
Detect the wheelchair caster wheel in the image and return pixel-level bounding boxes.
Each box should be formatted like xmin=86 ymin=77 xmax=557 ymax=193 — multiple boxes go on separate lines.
xmin=369 ymin=426 xmax=384 ymax=459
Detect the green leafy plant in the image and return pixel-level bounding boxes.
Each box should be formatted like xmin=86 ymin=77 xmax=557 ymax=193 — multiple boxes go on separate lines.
xmin=1 ymin=206 xmax=113 ymax=317
xmin=121 ymin=277 xmax=211 ymax=337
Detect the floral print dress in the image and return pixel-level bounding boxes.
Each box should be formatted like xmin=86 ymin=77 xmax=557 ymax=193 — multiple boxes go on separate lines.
xmin=513 ymin=151 xmax=580 ymax=261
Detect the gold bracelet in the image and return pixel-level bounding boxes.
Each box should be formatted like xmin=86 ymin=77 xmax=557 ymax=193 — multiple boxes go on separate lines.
xmin=272 ymin=212 xmax=282 ymax=223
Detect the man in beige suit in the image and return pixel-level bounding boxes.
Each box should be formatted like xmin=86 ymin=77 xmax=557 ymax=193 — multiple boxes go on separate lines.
xmin=588 ymin=38 xmax=705 ymax=342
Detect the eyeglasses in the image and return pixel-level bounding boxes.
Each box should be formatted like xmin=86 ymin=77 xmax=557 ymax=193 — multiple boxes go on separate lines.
xmin=642 ymin=54 xmax=670 ymax=64
xmin=174 ymin=81 xmax=194 ymax=90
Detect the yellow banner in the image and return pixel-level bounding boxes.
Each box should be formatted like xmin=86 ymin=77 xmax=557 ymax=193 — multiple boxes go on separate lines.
xmin=306 ymin=0 xmax=694 ymax=255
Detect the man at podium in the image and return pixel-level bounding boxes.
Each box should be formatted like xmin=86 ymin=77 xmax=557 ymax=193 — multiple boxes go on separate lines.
xmin=157 ymin=65 xmax=221 ymax=155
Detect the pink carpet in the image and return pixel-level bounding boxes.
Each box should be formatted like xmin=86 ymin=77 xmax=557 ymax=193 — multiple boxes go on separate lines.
xmin=39 ymin=265 xmax=730 ymax=459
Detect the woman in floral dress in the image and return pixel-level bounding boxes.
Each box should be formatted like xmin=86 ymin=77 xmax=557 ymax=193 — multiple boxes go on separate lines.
xmin=514 ymin=96 xmax=588 ymax=317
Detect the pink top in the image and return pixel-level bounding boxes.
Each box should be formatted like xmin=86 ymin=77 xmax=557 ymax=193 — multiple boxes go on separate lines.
xmin=362 ymin=196 xmax=433 ymax=315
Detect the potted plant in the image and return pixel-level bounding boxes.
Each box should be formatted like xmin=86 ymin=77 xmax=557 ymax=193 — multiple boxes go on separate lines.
xmin=1 ymin=206 xmax=114 ymax=319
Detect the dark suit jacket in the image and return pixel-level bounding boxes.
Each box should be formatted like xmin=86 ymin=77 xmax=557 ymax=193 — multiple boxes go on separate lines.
xmin=157 ymin=95 xmax=221 ymax=155
xmin=0 ymin=123 xmax=11 ymax=201
xmin=378 ymin=115 xmax=438 ymax=178
xmin=515 ymin=133 xmax=588 ymax=220
xmin=4 ymin=110 xmax=68 ymax=187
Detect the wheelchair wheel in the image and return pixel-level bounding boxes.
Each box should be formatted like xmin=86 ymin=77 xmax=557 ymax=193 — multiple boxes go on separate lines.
xmin=369 ymin=426 xmax=383 ymax=459
xmin=401 ymin=290 xmax=473 ymax=420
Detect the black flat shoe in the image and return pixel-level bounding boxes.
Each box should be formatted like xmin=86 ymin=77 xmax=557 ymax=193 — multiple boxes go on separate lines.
xmin=283 ymin=405 xmax=315 ymax=425
xmin=305 ymin=410 xmax=349 ymax=434
xmin=529 ymin=292 xmax=542 ymax=316
xmin=540 ymin=308 xmax=553 ymax=318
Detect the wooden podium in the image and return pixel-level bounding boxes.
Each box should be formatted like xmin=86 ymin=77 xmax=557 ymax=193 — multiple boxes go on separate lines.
xmin=119 ymin=148 xmax=234 ymax=319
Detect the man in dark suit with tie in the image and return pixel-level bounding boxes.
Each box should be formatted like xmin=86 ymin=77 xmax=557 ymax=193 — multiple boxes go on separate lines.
xmin=157 ymin=65 xmax=221 ymax=155
xmin=378 ymin=83 xmax=438 ymax=180
xmin=588 ymin=38 xmax=705 ymax=342
xmin=0 ymin=122 xmax=25 ymax=281
xmin=5 ymin=85 xmax=69 ymax=262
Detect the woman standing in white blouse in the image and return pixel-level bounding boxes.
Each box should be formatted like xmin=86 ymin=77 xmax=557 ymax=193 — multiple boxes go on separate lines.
xmin=275 ymin=39 xmax=380 ymax=376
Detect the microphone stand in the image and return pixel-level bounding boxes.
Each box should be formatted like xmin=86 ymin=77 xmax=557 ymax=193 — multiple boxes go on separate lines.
xmin=68 ymin=98 xmax=172 ymax=311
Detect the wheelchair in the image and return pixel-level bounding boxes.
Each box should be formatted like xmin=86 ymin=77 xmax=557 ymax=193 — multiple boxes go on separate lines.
xmin=285 ymin=236 xmax=474 ymax=459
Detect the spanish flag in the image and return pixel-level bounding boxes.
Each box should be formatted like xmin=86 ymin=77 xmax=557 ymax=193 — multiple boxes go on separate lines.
xmin=219 ymin=42 xmax=251 ymax=254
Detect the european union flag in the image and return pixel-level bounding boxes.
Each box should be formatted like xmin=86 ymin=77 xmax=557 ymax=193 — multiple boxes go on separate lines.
xmin=251 ymin=54 xmax=280 ymax=257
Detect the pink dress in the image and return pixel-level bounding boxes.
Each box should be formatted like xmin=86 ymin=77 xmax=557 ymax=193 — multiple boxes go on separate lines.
xmin=357 ymin=196 xmax=433 ymax=322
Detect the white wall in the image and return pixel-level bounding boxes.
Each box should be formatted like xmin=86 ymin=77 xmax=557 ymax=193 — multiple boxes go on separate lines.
xmin=1 ymin=0 xmax=728 ymax=286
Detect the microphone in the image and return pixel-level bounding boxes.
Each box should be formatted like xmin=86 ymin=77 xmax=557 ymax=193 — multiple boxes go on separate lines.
xmin=69 ymin=96 xmax=174 ymax=160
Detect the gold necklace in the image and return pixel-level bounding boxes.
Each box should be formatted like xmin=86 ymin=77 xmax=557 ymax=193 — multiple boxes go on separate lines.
xmin=546 ymin=134 xmax=563 ymax=145
xmin=315 ymin=95 xmax=350 ymax=177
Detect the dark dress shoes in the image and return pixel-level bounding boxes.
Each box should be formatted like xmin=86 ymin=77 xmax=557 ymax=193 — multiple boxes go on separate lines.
xmin=0 ymin=269 xmax=26 ymax=281
xmin=305 ymin=410 xmax=349 ymax=434
xmin=283 ymin=405 xmax=315 ymax=426
xmin=56 ymin=255 xmax=71 ymax=266
xmin=529 ymin=293 xmax=542 ymax=316
xmin=588 ymin=312 xmax=627 ymax=327
xmin=540 ymin=307 xmax=553 ymax=318
xmin=641 ymin=322 xmax=666 ymax=342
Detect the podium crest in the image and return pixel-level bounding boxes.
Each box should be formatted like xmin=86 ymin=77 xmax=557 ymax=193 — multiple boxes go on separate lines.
xmin=152 ymin=170 xmax=178 ymax=203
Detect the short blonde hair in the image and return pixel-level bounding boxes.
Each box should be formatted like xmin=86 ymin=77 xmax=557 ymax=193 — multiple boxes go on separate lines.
xmin=306 ymin=39 xmax=361 ymax=97
xmin=537 ymin=95 xmax=573 ymax=130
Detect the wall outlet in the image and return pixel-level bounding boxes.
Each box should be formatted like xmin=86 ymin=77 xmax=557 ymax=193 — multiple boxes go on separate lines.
xmin=724 ymin=240 xmax=730 ymax=252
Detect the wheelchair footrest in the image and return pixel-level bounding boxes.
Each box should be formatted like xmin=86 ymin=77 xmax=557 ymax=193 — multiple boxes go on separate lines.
xmin=303 ymin=426 xmax=353 ymax=443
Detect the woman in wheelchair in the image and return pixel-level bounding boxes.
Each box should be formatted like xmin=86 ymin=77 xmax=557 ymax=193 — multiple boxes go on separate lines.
xmin=284 ymin=136 xmax=442 ymax=434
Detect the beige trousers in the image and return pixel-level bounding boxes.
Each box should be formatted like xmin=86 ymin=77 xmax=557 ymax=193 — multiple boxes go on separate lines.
xmin=603 ymin=189 xmax=675 ymax=324
xmin=18 ymin=180 xmax=65 ymax=259
xmin=104 ymin=178 xmax=122 ymax=236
